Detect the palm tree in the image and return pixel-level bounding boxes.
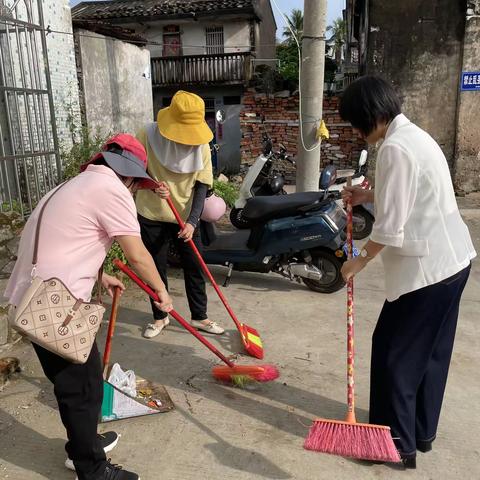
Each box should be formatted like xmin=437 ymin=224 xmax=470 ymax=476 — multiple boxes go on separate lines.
xmin=327 ymin=18 xmax=346 ymax=63
xmin=282 ymin=8 xmax=303 ymax=45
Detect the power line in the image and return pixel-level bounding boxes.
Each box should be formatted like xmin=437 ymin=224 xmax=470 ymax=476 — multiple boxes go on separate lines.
xmin=42 ymin=24 xmax=282 ymax=50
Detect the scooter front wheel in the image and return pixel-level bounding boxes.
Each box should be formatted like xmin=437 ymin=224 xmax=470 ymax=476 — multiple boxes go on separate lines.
xmin=230 ymin=207 xmax=254 ymax=229
xmin=352 ymin=206 xmax=374 ymax=240
xmin=302 ymin=250 xmax=345 ymax=294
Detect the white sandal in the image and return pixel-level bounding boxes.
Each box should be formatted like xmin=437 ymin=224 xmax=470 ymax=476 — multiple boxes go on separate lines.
xmin=143 ymin=318 xmax=170 ymax=339
xmin=190 ymin=319 xmax=225 ymax=335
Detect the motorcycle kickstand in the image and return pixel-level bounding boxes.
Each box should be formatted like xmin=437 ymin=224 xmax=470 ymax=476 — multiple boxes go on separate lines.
xmin=223 ymin=263 xmax=234 ymax=287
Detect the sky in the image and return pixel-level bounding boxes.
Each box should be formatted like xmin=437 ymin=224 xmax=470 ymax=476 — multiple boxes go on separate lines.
xmin=270 ymin=0 xmax=345 ymax=31
xmin=69 ymin=0 xmax=346 ymax=33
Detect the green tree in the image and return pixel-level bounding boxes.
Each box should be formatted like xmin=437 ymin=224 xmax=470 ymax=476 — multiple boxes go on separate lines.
xmin=277 ymin=41 xmax=300 ymax=85
xmin=282 ymin=8 xmax=303 ymax=45
xmin=276 ymin=9 xmax=337 ymax=89
xmin=327 ymin=18 xmax=346 ymax=64
xmin=324 ymin=57 xmax=337 ymax=84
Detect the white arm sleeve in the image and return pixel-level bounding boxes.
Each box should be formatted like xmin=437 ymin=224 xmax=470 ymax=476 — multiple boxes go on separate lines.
xmin=370 ymin=144 xmax=418 ymax=247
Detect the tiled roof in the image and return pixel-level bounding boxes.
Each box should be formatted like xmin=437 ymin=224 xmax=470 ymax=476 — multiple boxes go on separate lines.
xmin=73 ymin=20 xmax=148 ymax=45
xmin=72 ymin=0 xmax=257 ymax=21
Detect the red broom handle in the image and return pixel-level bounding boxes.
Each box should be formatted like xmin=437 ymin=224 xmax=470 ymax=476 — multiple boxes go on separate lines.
xmin=166 ymin=196 xmax=244 ymax=331
xmin=113 ymin=259 xmax=235 ymax=368
xmin=345 ymin=177 xmax=356 ymax=423
xmin=103 ymin=286 xmax=121 ymax=376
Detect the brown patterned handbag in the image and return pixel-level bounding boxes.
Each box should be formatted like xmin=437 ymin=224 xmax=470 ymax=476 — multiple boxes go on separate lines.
xmin=9 ymin=183 xmax=106 ymax=364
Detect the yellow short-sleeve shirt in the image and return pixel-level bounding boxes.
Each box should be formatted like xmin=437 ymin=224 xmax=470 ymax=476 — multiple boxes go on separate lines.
xmin=135 ymin=127 xmax=213 ymax=224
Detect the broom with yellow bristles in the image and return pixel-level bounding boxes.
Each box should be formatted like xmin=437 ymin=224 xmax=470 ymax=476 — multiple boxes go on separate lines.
xmin=304 ymin=177 xmax=400 ymax=463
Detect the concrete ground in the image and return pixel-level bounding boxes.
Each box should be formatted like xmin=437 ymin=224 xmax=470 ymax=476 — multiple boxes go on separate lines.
xmin=1 ymin=198 xmax=479 ymax=480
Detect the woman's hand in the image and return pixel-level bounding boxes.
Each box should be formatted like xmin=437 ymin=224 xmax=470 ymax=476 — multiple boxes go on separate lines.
xmin=341 ymin=257 xmax=368 ymax=282
xmin=178 ymin=223 xmax=195 ymax=242
xmin=341 ymin=186 xmax=370 ymax=207
xmin=154 ymin=182 xmax=170 ymax=199
xmin=101 ymin=273 xmax=126 ymax=297
xmin=155 ymin=289 xmax=173 ymax=312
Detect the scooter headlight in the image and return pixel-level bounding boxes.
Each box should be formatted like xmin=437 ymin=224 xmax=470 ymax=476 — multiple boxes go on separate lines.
xmin=323 ymin=203 xmax=346 ymax=232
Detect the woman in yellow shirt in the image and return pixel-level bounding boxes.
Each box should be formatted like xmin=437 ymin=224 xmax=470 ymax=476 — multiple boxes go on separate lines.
xmin=136 ymin=91 xmax=225 ymax=338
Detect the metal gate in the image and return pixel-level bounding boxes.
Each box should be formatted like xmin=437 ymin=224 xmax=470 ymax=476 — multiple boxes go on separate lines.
xmin=0 ymin=0 xmax=60 ymax=218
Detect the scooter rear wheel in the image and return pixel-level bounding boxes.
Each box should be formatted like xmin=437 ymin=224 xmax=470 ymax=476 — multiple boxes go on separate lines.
xmin=230 ymin=207 xmax=253 ymax=229
xmin=302 ymin=250 xmax=345 ymax=294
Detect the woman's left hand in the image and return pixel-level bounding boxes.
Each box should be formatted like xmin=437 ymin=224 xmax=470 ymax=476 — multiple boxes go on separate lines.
xmin=101 ymin=273 xmax=126 ymax=297
xmin=178 ymin=223 xmax=195 ymax=242
xmin=341 ymin=257 xmax=368 ymax=282
xmin=155 ymin=182 xmax=170 ymax=199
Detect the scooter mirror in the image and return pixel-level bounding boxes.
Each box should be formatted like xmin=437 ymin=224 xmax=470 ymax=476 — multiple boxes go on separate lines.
xmin=359 ymin=150 xmax=368 ymax=167
xmin=319 ymin=164 xmax=337 ymax=191
xmin=216 ymin=109 xmax=226 ymax=124
xmin=263 ymin=138 xmax=273 ymax=156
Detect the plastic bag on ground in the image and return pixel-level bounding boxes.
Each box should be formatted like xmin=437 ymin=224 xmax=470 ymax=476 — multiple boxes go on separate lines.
xmin=108 ymin=363 xmax=137 ymax=397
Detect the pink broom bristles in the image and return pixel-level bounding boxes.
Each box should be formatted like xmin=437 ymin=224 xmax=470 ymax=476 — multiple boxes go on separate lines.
xmin=304 ymin=419 xmax=401 ymax=463
xmin=254 ymin=364 xmax=280 ymax=382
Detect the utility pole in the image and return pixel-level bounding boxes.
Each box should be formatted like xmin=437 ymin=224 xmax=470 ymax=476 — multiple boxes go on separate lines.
xmin=296 ymin=0 xmax=327 ymax=192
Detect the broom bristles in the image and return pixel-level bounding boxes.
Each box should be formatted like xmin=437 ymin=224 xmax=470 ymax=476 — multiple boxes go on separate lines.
xmin=241 ymin=324 xmax=264 ymax=359
xmin=304 ymin=419 xmax=401 ymax=463
xmin=212 ymin=364 xmax=279 ymax=384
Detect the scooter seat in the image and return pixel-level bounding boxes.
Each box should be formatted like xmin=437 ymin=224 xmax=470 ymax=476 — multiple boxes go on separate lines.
xmin=242 ymin=192 xmax=325 ymax=223
xmin=201 ymin=221 xmax=251 ymax=250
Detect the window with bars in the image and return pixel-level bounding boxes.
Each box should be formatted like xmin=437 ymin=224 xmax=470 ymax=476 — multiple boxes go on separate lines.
xmin=350 ymin=47 xmax=359 ymax=65
xmin=205 ymin=26 xmax=224 ymax=54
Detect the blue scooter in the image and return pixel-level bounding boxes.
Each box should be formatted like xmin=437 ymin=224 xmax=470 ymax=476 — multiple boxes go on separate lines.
xmin=200 ymin=165 xmax=348 ymax=294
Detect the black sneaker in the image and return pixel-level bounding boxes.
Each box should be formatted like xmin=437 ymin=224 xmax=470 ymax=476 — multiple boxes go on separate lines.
xmin=99 ymin=431 xmax=121 ymax=453
xmin=102 ymin=460 xmax=140 ymax=480
xmin=66 ymin=431 xmax=120 ymax=470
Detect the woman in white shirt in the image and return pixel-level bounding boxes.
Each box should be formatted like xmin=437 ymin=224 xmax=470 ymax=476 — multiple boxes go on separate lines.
xmin=340 ymin=76 xmax=476 ymax=469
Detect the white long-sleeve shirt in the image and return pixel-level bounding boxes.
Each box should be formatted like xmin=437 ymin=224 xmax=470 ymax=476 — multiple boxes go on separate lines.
xmin=370 ymin=114 xmax=476 ymax=301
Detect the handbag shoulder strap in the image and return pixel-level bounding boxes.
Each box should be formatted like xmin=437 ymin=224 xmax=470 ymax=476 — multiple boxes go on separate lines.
xmin=96 ymin=264 xmax=104 ymax=303
xmin=32 ymin=180 xmax=104 ymax=303
xmin=32 ymin=181 xmax=69 ymax=265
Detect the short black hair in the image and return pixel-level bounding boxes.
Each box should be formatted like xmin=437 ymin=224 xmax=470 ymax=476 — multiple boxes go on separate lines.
xmin=92 ymin=144 xmax=120 ymax=169
xmin=339 ymin=76 xmax=402 ymax=136
xmin=92 ymin=156 xmax=109 ymax=168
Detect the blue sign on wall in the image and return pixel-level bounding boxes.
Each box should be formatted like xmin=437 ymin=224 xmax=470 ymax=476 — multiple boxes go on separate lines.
xmin=461 ymin=72 xmax=480 ymax=91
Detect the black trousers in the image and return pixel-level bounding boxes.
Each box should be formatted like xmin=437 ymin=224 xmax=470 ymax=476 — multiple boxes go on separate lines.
xmin=139 ymin=215 xmax=208 ymax=321
xmin=369 ymin=265 xmax=470 ymax=456
xmin=32 ymin=341 xmax=106 ymax=480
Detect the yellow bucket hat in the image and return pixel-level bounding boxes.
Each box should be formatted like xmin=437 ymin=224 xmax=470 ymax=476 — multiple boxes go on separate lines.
xmin=157 ymin=90 xmax=214 ymax=146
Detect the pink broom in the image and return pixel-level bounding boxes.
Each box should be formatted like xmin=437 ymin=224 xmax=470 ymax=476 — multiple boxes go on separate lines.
xmin=304 ymin=178 xmax=400 ymax=463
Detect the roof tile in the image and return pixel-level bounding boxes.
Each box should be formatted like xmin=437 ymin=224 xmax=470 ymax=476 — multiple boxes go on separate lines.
xmin=72 ymin=0 xmax=256 ymax=21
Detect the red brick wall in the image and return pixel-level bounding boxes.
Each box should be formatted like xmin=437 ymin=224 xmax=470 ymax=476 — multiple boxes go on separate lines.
xmin=240 ymin=90 xmax=366 ymax=177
